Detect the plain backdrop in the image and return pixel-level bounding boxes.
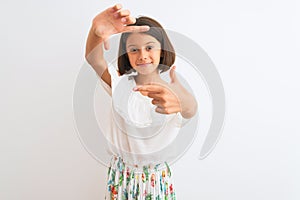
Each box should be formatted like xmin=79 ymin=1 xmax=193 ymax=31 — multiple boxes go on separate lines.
xmin=1 ymin=0 xmax=299 ymax=199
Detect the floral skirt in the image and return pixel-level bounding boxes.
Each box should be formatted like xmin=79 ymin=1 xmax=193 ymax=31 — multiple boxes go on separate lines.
xmin=105 ymin=156 xmax=176 ymax=200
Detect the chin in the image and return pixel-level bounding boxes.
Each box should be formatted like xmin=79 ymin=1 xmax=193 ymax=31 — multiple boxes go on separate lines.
xmin=135 ymin=67 xmax=159 ymax=76
xmin=137 ymin=69 xmax=157 ymax=75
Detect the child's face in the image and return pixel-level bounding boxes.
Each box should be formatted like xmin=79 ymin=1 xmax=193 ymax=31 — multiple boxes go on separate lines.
xmin=126 ymin=33 xmax=162 ymax=75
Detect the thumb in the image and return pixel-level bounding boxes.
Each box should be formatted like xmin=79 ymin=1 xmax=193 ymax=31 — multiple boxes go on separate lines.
xmin=169 ymin=65 xmax=177 ymax=83
xmin=103 ymin=39 xmax=110 ymax=50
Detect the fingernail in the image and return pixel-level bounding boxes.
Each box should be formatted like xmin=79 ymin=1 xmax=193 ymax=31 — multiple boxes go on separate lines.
xmin=121 ymin=18 xmax=126 ymax=22
xmin=133 ymin=87 xmax=139 ymax=91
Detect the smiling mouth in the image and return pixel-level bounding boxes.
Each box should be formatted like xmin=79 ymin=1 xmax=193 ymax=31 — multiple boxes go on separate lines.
xmin=137 ymin=63 xmax=152 ymax=67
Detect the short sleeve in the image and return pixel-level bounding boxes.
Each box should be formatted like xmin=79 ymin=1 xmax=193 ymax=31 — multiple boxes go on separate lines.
xmin=100 ymin=78 xmax=112 ymax=96
xmin=98 ymin=66 xmax=121 ymax=97
xmin=176 ymin=112 xmax=190 ymax=127
xmin=108 ymin=66 xmax=121 ymax=95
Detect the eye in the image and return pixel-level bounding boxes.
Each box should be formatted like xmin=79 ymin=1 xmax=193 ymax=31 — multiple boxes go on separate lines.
xmin=128 ymin=48 xmax=138 ymax=53
xmin=146 ymin=46 xmax=154 ymax=51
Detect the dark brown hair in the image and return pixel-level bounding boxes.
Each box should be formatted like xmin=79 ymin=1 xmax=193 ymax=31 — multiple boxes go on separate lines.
xmin=118 ymin=16 xmax=176 ymax=75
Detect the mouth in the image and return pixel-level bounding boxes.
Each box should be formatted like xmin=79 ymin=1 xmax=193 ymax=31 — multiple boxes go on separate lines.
xmin=136 ymin=63 xmax=152 ymax=67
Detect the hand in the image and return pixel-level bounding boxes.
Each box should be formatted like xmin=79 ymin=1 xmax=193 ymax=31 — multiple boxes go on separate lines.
xmin=133 ymin=66 xmax=181 ymax=115
xmin=134 ymin=66 xmax=198 ymax=118
xmin=91 ymin=4 xmax=149 ymax=50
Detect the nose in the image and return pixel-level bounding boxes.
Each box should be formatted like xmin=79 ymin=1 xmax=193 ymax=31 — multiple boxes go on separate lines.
xmin=138 ymin=49 xmax=148 ymax=61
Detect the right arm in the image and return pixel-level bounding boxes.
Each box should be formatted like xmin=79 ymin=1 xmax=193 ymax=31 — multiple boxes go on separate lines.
xmin=85 ymin=31 xmax=111 ymax=86
xmin=85 ymin=4 xmax=150 ymax=87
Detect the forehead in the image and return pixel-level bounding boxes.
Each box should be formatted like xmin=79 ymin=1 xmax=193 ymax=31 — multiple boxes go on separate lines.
xmin=126 ymin=33 xmax=160 ymax=46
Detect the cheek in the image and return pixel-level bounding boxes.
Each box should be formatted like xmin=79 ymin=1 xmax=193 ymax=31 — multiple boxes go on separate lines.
xmin=152 ymin=52 xmax=162 ymax=63
xmin=127 ymin=54 xmax=137 ymax=66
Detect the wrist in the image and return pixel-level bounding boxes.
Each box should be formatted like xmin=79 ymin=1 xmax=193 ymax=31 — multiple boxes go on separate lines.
xmin=89 ymin=27 xmax=105 ymax=43
xmin=179 ymin=93 xmax=198 ymax=119
xmin=85 ymin=29 xmax=105 ymax=57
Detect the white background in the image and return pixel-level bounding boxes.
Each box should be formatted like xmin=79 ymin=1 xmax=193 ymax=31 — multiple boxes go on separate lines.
xmin=1 ymin=0 xmax=299 ymax=199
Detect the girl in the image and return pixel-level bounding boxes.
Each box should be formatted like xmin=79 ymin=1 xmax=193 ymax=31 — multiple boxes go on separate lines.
xmin=86 ymin=4 xmax=197 ymax=199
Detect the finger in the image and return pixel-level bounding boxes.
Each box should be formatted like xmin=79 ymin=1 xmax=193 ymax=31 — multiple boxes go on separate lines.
xmin=147 ymin=92 xmax=163 ymax=99
xmin=120 ymin=16 xmax=136 ymax=25
xmin=169 ymin=65 xmax=177 ymax=83
xmin=155 ymin=106 xmax=166 ymax=114
xmin=134 ymin=84 xmax=164 ymax=93
xmin=122 ymin=25 xmax=150 ymax=33
xmin=138 ymin=91 xmax=162 ymax=100
xmin=152 ymin=99 xmax=173 ymax=109
xmin=111 ymin=4 xmax=122 ymax=12
xmin=103 ymin=39 xmax=110 ymax=50
xmin=155 ymin=106 xmax=180 ymax=115
xmin=139 ymin=90 xmax=149 ymax=96
xmin=151 ymin=99 xmax=160 ymax=105
xmin=114 ymin=9 xmax=130 ymax=18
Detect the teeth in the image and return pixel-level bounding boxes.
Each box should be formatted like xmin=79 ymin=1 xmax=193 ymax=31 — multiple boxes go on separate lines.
xmin=137 ymin=63 xmax=151 ymax=67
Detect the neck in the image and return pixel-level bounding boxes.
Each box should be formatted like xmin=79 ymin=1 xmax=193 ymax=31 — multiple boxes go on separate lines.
xmin=134 ymin=71 xmax=162 ymax=85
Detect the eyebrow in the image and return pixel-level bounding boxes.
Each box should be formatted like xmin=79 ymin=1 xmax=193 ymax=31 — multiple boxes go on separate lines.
xmin=126 ymin=41 xmax=156 ymax=48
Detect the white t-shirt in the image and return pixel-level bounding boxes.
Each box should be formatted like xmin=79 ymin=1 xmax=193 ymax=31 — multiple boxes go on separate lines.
xmin=97 ymin=67 xmax=184 ymax=165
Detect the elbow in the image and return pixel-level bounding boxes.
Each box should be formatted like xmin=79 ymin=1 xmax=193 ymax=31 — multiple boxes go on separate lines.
xmin=181 ymin=99 xmax=198 ymax=119
xmin=85 ymin=51 xmax=93 ymax=66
